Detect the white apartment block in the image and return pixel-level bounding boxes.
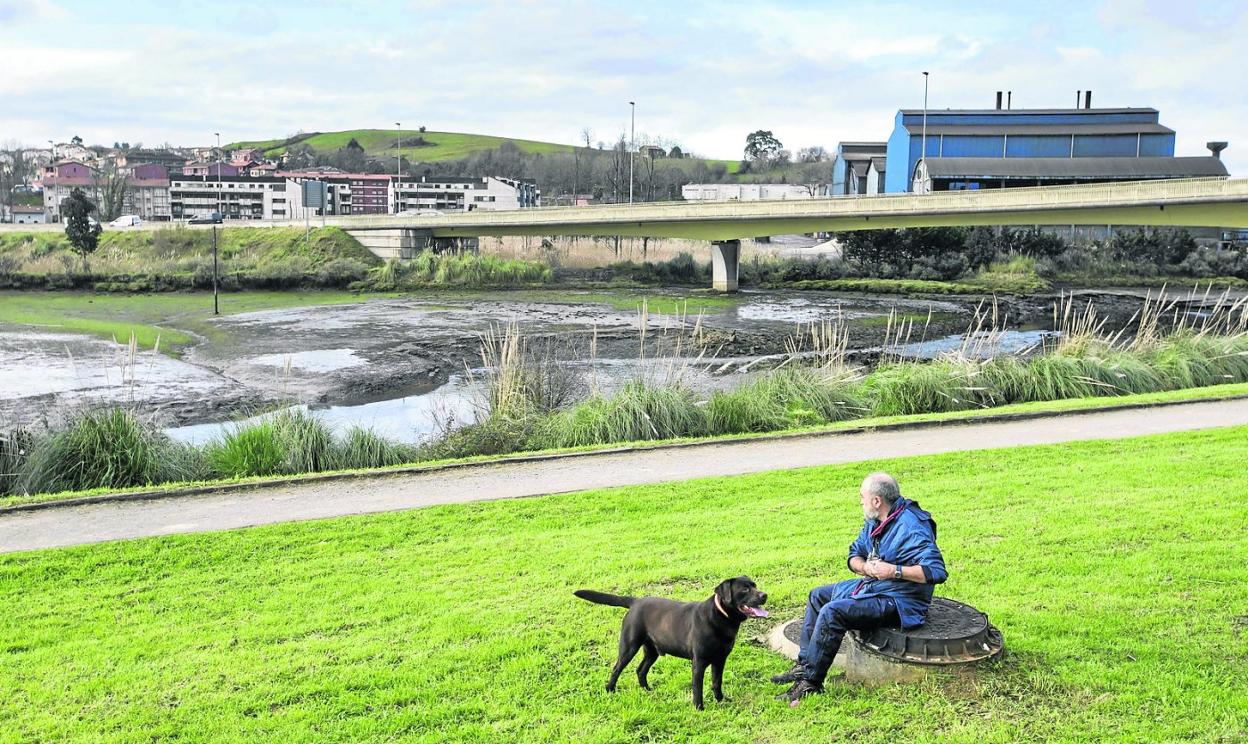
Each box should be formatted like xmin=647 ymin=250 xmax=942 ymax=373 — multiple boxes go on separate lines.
xmin=169 ymin=175 xmax=307 ymax=221
xmin=393 ymin=175 xmax=539 ymax=213
xmin=681 ymin=183 xmax=828 ymax=201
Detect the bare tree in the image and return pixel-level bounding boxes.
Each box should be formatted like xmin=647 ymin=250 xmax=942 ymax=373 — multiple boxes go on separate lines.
xmin=0 ymin=141 xmax=27 ymax=222
xmin=796 ymin=146 xmax=829 ymax=163
xmin=638 ymin=148 xmax=659 ymax=201
xmin=604 ymin=133 xmax=628 ymax=203
xmin=93 ymin=161 xmax=130 ymax=221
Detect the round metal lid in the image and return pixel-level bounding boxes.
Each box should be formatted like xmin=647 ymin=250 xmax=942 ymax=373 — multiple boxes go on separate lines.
xmin=858 ymin=597 xmax=1003 ymax=665
xmin=781 ymin=597 xmax=1003 ymax=666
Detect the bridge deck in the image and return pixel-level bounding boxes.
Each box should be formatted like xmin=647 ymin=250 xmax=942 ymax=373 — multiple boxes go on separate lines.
xmin=4 ymin=177 xmax=1246 ymax=240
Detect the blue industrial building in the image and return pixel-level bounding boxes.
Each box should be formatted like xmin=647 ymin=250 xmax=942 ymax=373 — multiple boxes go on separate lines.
xmin=882 ymin=100 xmax=1226 ymax=193
xmin=830 ymin=142 xmax=887 ymax=196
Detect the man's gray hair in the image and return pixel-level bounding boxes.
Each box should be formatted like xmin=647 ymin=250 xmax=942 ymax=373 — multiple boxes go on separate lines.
xmin=861 ymin=472 xmax=901 ymax=505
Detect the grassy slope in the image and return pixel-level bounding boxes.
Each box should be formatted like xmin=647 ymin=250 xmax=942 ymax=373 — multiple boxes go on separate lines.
xmin=227 ymin=128 xmax=741 ymax=172
xmin=231 ymin=129 xmax=578 ymax=162
xmin=0 ymin=227 xmax=377 ymax=268
xmin=1 ymin=426 xmax=1245 ymax=742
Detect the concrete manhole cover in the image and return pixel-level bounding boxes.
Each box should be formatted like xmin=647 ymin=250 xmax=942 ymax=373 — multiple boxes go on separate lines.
xmin=767 ymin=597 xmax=1004 ymax=684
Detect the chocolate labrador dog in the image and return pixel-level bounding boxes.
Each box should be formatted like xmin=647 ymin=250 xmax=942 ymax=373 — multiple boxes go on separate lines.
xmin=574 ymin=576 xmax=768 ymax=709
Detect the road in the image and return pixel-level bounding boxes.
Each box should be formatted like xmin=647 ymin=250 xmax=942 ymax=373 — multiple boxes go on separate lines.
xmin=1 ymin=398 xmax=1245 ymax=554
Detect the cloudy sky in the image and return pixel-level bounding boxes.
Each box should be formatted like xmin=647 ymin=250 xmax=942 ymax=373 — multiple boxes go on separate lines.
xmin=2 ymin=0 xmax=1245 ymax=174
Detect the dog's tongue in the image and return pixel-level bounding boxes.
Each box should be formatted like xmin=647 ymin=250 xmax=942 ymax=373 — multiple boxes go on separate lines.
xmin=741 ymin=605 xmax=769 ymax=618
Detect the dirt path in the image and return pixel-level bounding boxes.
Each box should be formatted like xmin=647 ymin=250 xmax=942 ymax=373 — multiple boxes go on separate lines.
xmin=3 ymin=399 xmax=1246 ymax=554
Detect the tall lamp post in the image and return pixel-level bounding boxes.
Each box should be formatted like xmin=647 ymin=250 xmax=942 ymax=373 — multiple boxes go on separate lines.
xmin=47 ymin=141 xmax=55 ymax=220
xmin=212 ymin=132 xmax=221 ymax=315
xmin=921 ymin=72 xmax=929 ymax=179
xmin=628 ymin=101 xmax=635 ymax=204
xmin=395 ymin=122 xmax=402 ymax=214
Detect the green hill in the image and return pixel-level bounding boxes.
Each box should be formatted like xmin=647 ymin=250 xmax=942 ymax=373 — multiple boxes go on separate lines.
xmin=229 ymin=129 xmax=579 ymax=163
xmin=227 ymin=128 xmax=740 ymax=172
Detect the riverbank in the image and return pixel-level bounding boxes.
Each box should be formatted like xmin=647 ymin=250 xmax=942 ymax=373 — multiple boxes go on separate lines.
xmin=4 ymin=382 xmax=1246 ymax=510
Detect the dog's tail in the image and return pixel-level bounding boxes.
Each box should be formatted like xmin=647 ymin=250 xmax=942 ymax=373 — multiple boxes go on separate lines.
xmin=574 ymin=589 xmax=635 ymax=608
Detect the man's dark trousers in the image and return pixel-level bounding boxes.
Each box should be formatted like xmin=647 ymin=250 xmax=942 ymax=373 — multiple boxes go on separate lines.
xmin=797 ymin=582 xmax=900 ymax=685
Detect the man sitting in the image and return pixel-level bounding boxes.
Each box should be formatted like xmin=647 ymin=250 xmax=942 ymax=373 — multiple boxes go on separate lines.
xmin=775 ymin=471 xmax=947 ymax=704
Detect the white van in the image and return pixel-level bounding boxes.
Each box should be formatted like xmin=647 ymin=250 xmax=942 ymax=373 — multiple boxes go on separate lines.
xmin=109 ymin=215 xmax=143 ymax=227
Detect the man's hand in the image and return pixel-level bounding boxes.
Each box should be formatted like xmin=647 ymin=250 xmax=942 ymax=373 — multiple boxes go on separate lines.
xmin=863 ymin=559 xmax=894 ymax=580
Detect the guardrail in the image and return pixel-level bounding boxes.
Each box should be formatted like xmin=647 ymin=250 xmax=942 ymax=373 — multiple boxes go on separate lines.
xmin=3 ymin=177 xmax=1244 ymax=235
xmin=322 ymin=176 xmax=1248 ymax=230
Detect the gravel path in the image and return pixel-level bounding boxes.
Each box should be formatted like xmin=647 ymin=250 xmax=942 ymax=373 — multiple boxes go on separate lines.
xmin=3 ymin=399 xmax=1246 ymax=554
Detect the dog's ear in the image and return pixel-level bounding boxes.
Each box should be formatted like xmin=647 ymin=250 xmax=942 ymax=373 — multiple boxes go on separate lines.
xmin=714 ymin=578 xmax=735 ymax=606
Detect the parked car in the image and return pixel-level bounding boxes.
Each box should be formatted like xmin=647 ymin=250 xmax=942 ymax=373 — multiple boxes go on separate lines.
xmin=109 ymin=215 xmax=143 ymax=228
xmin=187 ymin=211 xmax=223 ymax=224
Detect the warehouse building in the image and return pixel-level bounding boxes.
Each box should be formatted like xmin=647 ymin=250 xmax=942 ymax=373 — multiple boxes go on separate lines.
xmin=885 ymin=93 xmax=1227 ymax=193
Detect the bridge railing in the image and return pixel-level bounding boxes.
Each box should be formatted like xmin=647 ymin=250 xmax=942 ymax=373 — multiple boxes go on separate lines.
xmin=328 ymin=177 xmax=1247 ymax=229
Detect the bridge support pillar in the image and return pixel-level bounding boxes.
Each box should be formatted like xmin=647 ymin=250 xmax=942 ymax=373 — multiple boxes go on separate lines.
xmin=711 ymin=240 xmax=740 ymax=293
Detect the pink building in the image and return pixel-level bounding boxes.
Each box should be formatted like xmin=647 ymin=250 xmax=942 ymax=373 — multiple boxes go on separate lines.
xmin=182 ymin=161 xmax=240 ymax=177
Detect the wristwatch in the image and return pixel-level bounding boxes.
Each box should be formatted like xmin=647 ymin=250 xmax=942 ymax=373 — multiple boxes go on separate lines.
xmin=893 ymin=564 xmax=903 ymax=580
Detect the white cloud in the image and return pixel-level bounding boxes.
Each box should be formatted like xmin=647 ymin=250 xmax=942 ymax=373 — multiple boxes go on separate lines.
xmin=0 ymin=0 xmax=66 ymax=26
xmin=0 ymin=1 xmax=1244 ymax=175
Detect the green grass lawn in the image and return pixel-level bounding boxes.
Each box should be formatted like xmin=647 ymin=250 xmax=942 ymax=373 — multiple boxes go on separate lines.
xmin=0 ymin=290 xmax=390 ymax=355
xmin=2 ymin=427 xmax=1246 ymax=742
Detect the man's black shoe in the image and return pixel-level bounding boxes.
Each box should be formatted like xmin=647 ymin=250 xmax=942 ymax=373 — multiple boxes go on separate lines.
xmin=778 ymin=679 xmax=823 ymax=706
xmin=770 ymin=663 xmax=806 ymax=684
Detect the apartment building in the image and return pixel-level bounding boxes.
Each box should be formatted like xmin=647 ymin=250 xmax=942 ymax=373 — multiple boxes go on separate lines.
xmin=169 ymin=174 xmax=306 ymax=220
xmin=392 ymin=175 xmax=540 ymax=213
xmin=280 ymin=171 xmax=391 ymax=215
xmin=42 ymin=160 xmax=172 ymax=221
xmin=681 ymin=183 xmax=827 ymax=201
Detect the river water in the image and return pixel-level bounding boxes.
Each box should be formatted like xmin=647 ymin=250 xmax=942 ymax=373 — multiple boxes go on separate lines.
xmin=0 ymin=287 xmax=1164 ymax=444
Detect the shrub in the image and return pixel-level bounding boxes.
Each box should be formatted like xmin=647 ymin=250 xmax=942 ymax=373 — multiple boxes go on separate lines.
xmin=0 ymin=429 xmax=33 ymax=496
xmin=17 ymin=408 xmax=191 ymax=495
xmin=706 ymin=367 xmax=865 ymax=434
xmin=316 ymin=258 xmax=370 ymax=287
xmin=206 ymin=420 xmax=286 ymax=478
xmin=864 ymin=360 xmax=990 ymax=416
xmin=538 ymin=380 xmax=708 ymax=448
xmin=333 ymin=428 xmax=417 ymax=470
xmin=417 ymin=414 xmax=542 ymax=460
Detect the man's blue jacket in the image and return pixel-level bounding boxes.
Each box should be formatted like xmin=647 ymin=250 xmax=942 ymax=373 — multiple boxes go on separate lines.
xmin=837 ymin=497 xmax=947 ymax=629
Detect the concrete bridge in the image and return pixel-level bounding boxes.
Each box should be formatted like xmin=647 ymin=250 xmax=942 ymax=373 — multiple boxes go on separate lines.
xmin=335 ymin=177 xmax=1248 ymax=291
xmin=9 ymin=177 xmax=1247 ymax=291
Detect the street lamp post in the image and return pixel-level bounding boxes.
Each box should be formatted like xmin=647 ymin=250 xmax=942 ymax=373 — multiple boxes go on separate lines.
xmin=47 ymin=141 xmax=55 ymax=220
xmin=212 ymin=132 xmax=220 ymax=315
xmin=395 ymin=122 xmax=401 ymax=214
xmin=628 ymin=101 xmax=635 ymax=204
xmin=921 ymin=72 xmax=930 ymax=176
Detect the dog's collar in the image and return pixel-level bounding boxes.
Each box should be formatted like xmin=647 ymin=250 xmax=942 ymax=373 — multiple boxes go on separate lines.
xmin=713 ymin=594 xmax=732 ymax=619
